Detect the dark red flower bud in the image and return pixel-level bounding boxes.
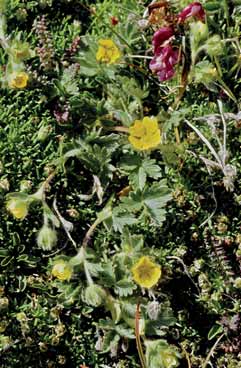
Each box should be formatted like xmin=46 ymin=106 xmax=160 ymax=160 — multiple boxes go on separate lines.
xmin=178 ymin=2 xmax=205 ymax=23
xmin=152 ymin=26 xmax=174 ymax=53
xmin=110 ymin=16 xmax=119 ymax=26
xmin=150 ymin=45 xmax=179 ymax=82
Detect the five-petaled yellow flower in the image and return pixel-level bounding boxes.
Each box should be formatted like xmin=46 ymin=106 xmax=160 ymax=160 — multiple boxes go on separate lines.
xmin=52 ymin=260 xmax=73 ymax=281
xmin=8 ymin=71 xmax=29 ymax=89
xmin=96 ymin=39 xmax=121 ymax=64
xmin=128 ymin=117 xmax=161 ymax=151
xmin=131 ymin=256 xmax=162 ymax=289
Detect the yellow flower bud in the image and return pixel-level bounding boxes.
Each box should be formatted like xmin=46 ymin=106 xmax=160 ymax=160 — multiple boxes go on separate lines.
xmin=52 ymin=260 xmax=73 ymax=281
xmin=8 ymin=71 xmax=29 ymax=89
xmin=6 ymin=197 xmax=29 ymax=219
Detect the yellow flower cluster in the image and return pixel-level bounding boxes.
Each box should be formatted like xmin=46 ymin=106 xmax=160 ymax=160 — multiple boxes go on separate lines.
xmin=96 ymin=39 xmax=121 ymax=64
xmin=52 ymin=260 xmax=73 ymax=281
xmin=128 ymin=117 xmax=161 ymax=151
xmin=131 ymin=256 xmax=161 ymax=289
xmin=8 ymin=71 xmax=29 ymax=89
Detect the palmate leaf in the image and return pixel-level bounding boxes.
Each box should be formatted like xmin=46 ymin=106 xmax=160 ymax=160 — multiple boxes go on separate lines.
xmin=111 ymin=207 xmax=137 ymax=232
xmin=119 ymin=180 xmax=172 ymax=226
xmin=120 ymin=154 xmax=162 ymax=190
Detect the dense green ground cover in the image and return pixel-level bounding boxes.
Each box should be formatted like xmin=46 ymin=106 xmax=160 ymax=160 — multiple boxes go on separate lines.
xmin=0 ymin=1 xmax=241 ymax=367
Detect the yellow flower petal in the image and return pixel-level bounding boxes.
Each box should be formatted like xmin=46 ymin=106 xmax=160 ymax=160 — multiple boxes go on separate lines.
xmin=131 ymin=256 xmax=161 ymax=289
xmin=52 ymin=260 xmax=73 ymax=281
xmin=128 ymin=117 xmax=161 ymax=151
xmin=96 ymin=39 xmax=121 ymax=64
xmin=143 ymin=117 xmax=158 ymax=133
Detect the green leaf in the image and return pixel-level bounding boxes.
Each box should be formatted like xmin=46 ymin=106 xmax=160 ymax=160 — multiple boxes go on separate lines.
xmin=208 ymin=324 xmax=223 ymax=340
xmin=111 ymin=207 xmax=137 ymax=232
xmin=105 ymin=295 xmax=121 ymax=323
xmin=101 ymin=330 xmax=120 ymax=353
xmin=120 ymin=155 xmax=162 ymax=190
xmin=99 ymin=262 xmax=116 ymax=286
xmin=114 ymin=278 xmax=137 ymax=297
xmin=120 ymin=180 xmax=172 ymax=226
xmin=115 ymin=324 xmax=135 ymax=339
xmin=143 ymin=182 xmax=172 ymax=225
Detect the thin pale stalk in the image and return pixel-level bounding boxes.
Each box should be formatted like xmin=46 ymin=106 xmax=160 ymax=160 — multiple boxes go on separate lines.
xmin=135 ymin=303 xmax=147 ymax=368
xmin=184 ymin=119 xmax=225 ymax=172
xmin=202 ymin=334 xmax=224 ymax=368
xmin=217 ymin=100 xmax=227 ymax=164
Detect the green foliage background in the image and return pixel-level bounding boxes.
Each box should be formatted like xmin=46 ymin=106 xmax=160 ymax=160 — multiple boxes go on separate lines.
xmin=0 ymin=1 xmax=241 ymax=367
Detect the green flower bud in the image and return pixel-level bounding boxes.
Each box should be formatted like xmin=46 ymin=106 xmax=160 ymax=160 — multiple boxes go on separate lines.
xmin=84 ymin=284 xmax=106 ymax=307
xmin=20 ymin=180 xmax=32 ymax=192
xmin=16 ymin=8 xmax=28 ymax=22
xmin=0 ymin=336 xmax=11 ymax=350
xmin=194 ymin=61 xmax=217 ymax=85
xmin=10 ymin=40 xmax=34 ymax=61
xmin=16 ymin=312 xmax=27 ymax=322
xmin=204 ymin=35 xmax=223 ymax=57
xmin=0 ymin=297 xmax=9 ymax=310
xmin=190 ymin=21 xmax=208 ymax=44
xmin=37 ymin=125 xmax=52 ymax=142
xmin=0 ymin=178 xmax=9 ymax=191
xmin=37 ymin=225 xmax=57 ymax=250
xmin=234 ymin=277 xmax=241 ymax=289
xmin=0 ymin=319 xmax=8 ymax=332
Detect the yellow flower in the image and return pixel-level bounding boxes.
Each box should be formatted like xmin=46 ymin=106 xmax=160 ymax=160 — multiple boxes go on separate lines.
xmin=8 ymin=71 xmax=29 ymax=89
xmin=96 ymin=39 xmax=121 ymax=64
xmin=6 ymin=198 xmax=29 ymax=219
xmin=128 ymin=117 xmax=161 ymax=150
xmin=131 ymin=256 xmax=161 ymax=289
xmin=52 ymin=260 xmax=73 ymax=281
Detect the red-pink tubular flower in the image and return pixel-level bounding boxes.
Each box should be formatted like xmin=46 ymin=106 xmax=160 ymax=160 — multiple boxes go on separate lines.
xmin=152 ymin=27 xmax=174 ymax=53
xmin=178 ymin=2 xmax=205 ymax=23
xmin=149 ymin=45 xmax=179 ymax=82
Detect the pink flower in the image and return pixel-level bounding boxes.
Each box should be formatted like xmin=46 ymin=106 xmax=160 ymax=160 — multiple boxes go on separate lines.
xmin=152 ymin=27 xmax=174 ymax=53
xmin=149 ymin=45 xmax=179 ymax=81
xmin=178 ymin=2 xmax=205 ymax=23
